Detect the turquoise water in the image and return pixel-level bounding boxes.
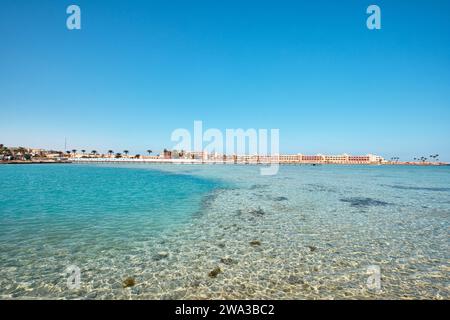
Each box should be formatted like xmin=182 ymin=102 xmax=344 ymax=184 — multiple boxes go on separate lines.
xmin=0 ymin=164 xmax=449 ymax=299
xmin=0 ymin=164 xmax=222 ymax=298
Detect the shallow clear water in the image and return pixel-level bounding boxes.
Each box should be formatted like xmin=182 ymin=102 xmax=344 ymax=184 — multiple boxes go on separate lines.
xmin=0 ymin=164 xmax=449 ymax=299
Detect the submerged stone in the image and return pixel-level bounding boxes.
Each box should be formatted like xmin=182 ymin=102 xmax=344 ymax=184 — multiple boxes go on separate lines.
xmin=340 ymin=197 xmax=390 ymax=208
xmin=287 ymin=275 xmax=304 ymax=285
xmin=249 ymin=184 xmax=269 ymax=190
xmin=220 ymin=257 xmax=235 ymax=265
xmin=307 ymin=245 xmax=317 ymax=252
xmin=122 ymin=277 xmax=135 ymax=288
xmin=158 ymin=251 xmax=169 ymax=258
xmin=302 ymin=283 xmax=311 ymax=290
xmin=250 ymin=240 xmax=261 ymax=246
xmin=274 ymin=196 xmax=288 ymax=201
xmin=153 ymin=251 xmax=169 ymax=261
xmin=208 ymin=267 xmax=222 ymax=278
xmin=249 ymin=208 xmax=265 ymax=215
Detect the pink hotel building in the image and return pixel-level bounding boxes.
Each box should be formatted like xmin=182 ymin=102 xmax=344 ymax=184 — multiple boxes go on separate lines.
xmin=183 ymin=152 xmax=386 ymax=164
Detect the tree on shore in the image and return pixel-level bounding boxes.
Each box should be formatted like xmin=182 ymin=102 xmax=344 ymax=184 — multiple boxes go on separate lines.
xmin=108 ymin=150 xmax=114 ymax=157
xmin=123 ymin=150 xmax=129 ymax=157
xmin=429 ymin=154 xmax=440 ymax=162
xmin=147 ymin=150 xmax=152 ymax=155
xmin=0 ymin=145 xmax=12 ymax=159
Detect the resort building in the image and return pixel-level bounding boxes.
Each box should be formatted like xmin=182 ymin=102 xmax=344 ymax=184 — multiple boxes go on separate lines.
xmin=161 ymin=152 xmax=387 ymax=164
xmin=309 ymin=153 xmax=384 ymax=164
xmin=300 ymin=154 xmax=324 ymax=162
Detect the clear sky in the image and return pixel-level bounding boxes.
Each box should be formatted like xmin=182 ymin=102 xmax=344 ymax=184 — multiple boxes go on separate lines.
xmin=1 ymin=0 xmax=449 ymax=160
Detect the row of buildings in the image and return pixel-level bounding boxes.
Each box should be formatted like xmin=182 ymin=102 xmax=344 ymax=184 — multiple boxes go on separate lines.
xmin=3 ymin=145 xmax=447 ymax=165
xmin=68 ymin=149 xmax=386 ymax=164
xmin=164 ymin=152 xmax=385 ymax=164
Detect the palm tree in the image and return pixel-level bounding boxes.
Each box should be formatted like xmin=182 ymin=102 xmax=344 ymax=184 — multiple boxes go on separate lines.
xmin=1 ymin=147 xmax=12 ymax=158
xmin=108 ymin=150 xmax=114 ymax=157
xmin=91 ymin=150 xmax=97 ymax=155
xmin=147 ymin=150 xmax=152 ymax=155
xmin=18 ymin=147 xmax=27 ymax=154
xmin=123 ymin=150 xmax=129 ymax=157
xmin=81 ymin=150 xmax=86 ymax=156
xmin=115 ymin=152 xmax=122 ymax=158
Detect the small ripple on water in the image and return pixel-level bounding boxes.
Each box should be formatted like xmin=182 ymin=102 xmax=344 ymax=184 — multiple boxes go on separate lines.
xmin=383 ymin=185 xmax=450 ymax=192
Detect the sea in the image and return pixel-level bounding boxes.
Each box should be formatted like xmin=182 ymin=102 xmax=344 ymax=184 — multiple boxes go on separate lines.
xmin=0 ymin=163 xmax=449 ymax=299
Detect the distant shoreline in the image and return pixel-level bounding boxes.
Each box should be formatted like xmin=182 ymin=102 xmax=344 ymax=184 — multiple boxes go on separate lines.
xmin=1 ymin=159 xmax=448 ymax=166
xmin=0 ymin=160 xmax=72 ymax=165
xmin=72 ymin=158 xmax=449 ymax=166
xmin=38 ymin=158 xmax=450 ymax=166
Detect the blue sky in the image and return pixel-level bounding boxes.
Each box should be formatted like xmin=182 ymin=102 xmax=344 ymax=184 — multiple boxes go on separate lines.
xmin=1 ymin=0 xmax=449 ymax=160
